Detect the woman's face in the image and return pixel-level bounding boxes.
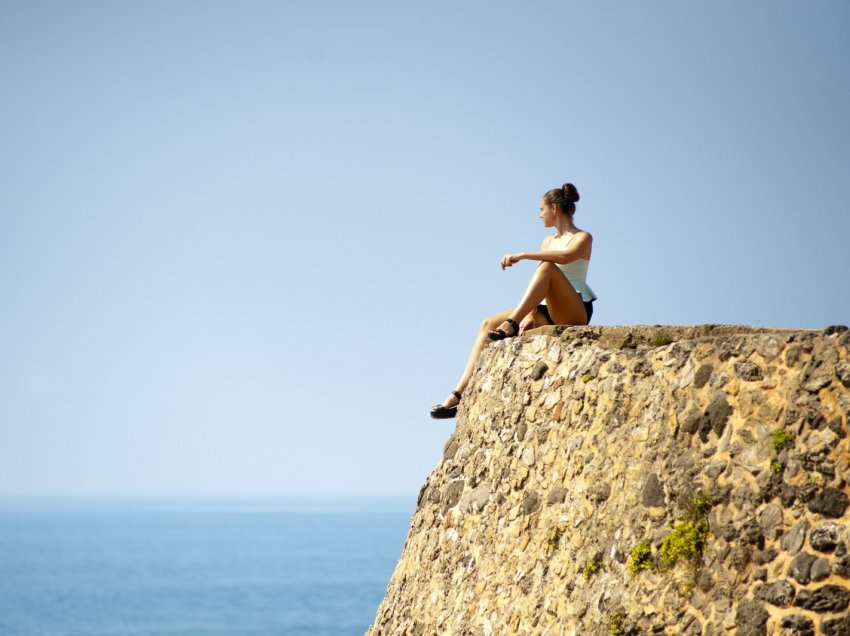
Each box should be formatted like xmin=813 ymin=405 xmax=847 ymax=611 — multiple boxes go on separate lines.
xmin=539 ymin=199 xmax=556 ymax=227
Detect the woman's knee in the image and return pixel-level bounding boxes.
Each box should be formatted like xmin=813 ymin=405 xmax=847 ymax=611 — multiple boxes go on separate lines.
xmin=479 ymin=315 xmax=502 ymax=332
xmin=538 ymin=261 xmax=559 ymax=274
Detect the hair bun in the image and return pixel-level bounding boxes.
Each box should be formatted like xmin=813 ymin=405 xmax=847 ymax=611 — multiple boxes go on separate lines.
xmin=543 ymin=182 xmax=580 ymax=216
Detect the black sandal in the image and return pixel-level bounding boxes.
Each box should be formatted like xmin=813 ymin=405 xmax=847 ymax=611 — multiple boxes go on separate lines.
xmin=430 ymin=390 xmax=462 ymax=419
xmin=487 ymin=318 xmax=519 ymax=341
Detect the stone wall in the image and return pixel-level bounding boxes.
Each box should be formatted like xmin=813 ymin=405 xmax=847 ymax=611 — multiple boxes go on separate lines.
xmin=367 ymin=325 xmax=850 ymax=636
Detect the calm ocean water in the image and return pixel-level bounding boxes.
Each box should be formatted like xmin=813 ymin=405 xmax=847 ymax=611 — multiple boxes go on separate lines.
xmin=0 ymin=497 xmax=413 ymax=636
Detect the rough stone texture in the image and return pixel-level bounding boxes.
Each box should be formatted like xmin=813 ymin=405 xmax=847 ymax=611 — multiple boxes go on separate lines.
xmin=807 ymin=488 xmax=849 ymax=519
xmin=546 ymin=487 xmax=567 ymax=505
xmin=367 ymin=325 xmax=850 ymax=636
xmin=810 ymin=525 xmax=841 ymax=553
xmin=836 ymin=554 xmax=850 ymax=578
xmin=755 ymin=580 xmax=796 ymax=607
xmin=782 ymin=519 xmax=810 ymax=556
xmin=588 ymin=481 xmax=610 ymax=503
xmin=789 ymin=552 xmax=818 ymax=585
xmin=760 ymin=504 xmax=784 ymax=541
xmin=821 ymin=615 xmax=850 ymax=636
xmin=811 ymin=558 xmax=832 ymax=582
xmin=642 ymin=473 xmax=665 ymax=507
xmin=794 ymin=585 xmax=850 ymax=612
xmin=531 ymin=361 xmax=549 ymax=381
xmin=756 ymin=548 xmax=779 ymax=565
xmin=779 ymin=614 xmax=814 ymax=636
xmin=738 ymin=600 xmax=770 ymax=636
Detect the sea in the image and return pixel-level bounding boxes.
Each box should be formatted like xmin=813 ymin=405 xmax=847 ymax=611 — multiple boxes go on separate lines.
xmin=0 ymin=496 xmax=413 ymax=636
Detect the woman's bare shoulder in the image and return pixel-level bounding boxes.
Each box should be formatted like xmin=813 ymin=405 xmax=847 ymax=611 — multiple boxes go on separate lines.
xmin=555 ymin=230 xmax=592 ymax=247
xmin=574 ymin=229 xmax=593 ymax=243
xmin=575 ymin=230 xmax=593 ymax=259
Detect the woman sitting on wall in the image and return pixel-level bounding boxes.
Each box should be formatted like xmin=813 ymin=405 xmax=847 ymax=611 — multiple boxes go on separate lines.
xmin=430 ymin=182 xmax=597 ymax=419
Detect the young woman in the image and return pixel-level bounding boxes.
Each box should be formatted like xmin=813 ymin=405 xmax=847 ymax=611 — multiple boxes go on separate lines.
xmin=430 ymin=182 xmax=597 ymax=419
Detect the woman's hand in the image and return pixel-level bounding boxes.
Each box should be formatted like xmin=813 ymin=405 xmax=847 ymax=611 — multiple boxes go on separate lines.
xmin=500 ymin=253 xmax=525 ymax=270
xmin=518 ymin=312 xmax=536 ymax=335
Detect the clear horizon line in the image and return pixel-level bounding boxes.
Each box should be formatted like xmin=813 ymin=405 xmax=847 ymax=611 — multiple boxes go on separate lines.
xmin=0 ymin=491 xmax=415 ymax=500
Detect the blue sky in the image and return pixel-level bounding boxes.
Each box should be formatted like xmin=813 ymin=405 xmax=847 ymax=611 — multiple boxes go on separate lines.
xmin=2 ymin=1 xmax=848 ymax=497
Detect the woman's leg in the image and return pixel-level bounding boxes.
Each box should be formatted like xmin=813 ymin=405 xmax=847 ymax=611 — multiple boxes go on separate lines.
xmin=434 ymin=265 xmax=587 ymax=412
xmin=492 ymin=262 xmax=587 ymax=333
xmin=433 ymin=309 xmax=513 ymax=409
xmin=533 ymin=304 xmax=553 ymax=327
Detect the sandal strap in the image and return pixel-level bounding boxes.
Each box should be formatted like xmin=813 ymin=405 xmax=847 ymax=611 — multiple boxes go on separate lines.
xmin=506 ymin=318 xmax=519 ymax=334
xmin=451 ymin=390 xmax=462 ymax=401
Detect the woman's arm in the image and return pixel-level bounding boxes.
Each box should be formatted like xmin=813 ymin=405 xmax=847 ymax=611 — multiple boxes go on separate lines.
xmin=501 ymin=232 xmax=592 ymax=269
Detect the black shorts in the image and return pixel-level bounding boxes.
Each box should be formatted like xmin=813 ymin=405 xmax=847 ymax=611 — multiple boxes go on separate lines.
xmin=537 ymin=300 xmax=594 ymax=326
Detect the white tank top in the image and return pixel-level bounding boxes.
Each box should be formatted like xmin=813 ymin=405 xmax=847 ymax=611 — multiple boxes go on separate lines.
xmin=557 ymin=258 xmax=597 ymax=302
xmin=547 ymin=233 xmax=598 ymax=302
